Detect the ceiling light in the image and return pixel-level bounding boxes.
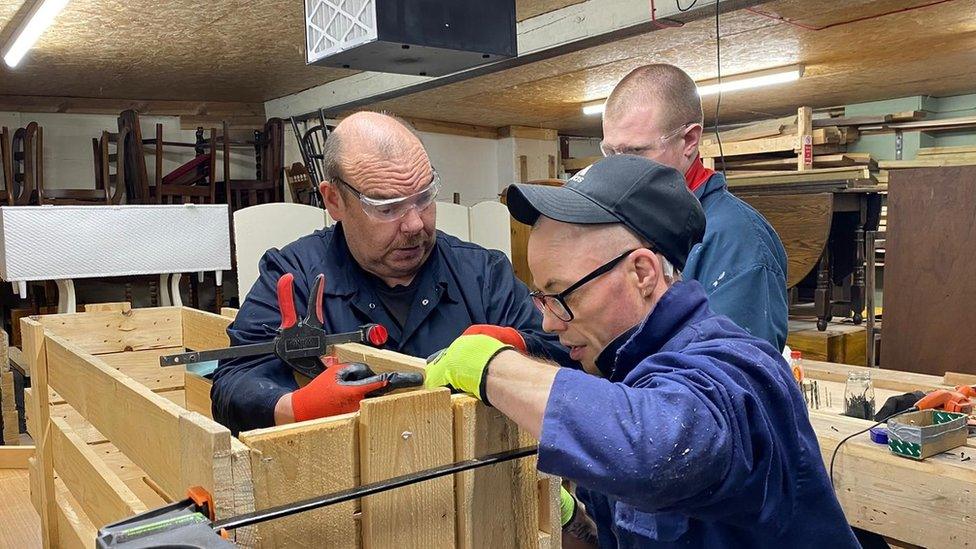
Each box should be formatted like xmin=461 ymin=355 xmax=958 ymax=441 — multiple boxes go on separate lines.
xmin=579 ymin=64 xmax=804 ymax=114
xmin=3 ymin=0 xmax=71 ymax=68
xmin=582 ymin=100 xmax=605 ymax=116
xmin=696 ymin=64 xmax=804 ymax=97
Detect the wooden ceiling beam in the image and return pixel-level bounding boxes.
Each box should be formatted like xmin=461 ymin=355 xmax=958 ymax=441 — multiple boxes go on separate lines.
xmin=0 ymin=95 xmax=265 ymax=118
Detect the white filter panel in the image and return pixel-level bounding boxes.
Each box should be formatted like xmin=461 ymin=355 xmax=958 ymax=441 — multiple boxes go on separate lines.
xmin=0 ymin=205 xmax=231 ymax=281
xmin=306 ymin=0 xmax=377 ymax=64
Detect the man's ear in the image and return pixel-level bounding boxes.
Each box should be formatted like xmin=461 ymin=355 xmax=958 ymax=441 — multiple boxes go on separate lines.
xmin=631 ymin=250 xmax=661 ymax=297
xmin=321 ymin=182 xmax=344 ymax=222
xmin=682 ymin=123 xmax=704 ymax=160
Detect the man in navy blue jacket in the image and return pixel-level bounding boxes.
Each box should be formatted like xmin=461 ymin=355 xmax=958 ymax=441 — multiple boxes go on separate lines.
xmin=212 ymin=112 xmax=570 ymax=435
xmin=601 ymin=64 xmax=788 ymax=351
xmin=426 ymin=155 xmax=858 ymax=547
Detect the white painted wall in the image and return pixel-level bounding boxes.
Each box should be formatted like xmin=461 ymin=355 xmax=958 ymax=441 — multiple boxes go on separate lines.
xmin=417 ymin=131 xmax=499 ymax=205
xmin=1 ymin=112 xmax=255 ymax=192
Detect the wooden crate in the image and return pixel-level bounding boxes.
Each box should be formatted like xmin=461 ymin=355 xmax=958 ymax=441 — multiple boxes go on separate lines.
xmin=787 ymin=319 xmax=866 ymax=366
xmin=23 ymin=306 xmax=560 ymax=548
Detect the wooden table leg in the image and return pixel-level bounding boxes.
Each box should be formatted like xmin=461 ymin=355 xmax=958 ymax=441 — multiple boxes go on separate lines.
xmin=815 ymin=249 xmax=832 ymax=331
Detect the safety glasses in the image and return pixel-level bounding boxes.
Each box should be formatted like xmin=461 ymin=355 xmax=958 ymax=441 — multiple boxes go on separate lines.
xmin=337 ymin=170 xmax=441 ymax=222
xmin=529 ymin=249 xmax=637 ymax=322
xmin=600 ymin=122 xmax=698 ymax=158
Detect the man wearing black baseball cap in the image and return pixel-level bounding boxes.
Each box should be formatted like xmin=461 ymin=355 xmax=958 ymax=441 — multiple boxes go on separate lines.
xmin=425 ymin=155 xmax=856 ymax=547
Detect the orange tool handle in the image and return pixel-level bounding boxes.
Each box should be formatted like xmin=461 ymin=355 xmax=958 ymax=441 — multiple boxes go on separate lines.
xmin=915 ymin=389 xmax=973 ymax=414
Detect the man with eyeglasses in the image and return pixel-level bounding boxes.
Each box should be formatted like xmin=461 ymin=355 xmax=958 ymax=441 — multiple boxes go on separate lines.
xmin=424 ymin=155 xmax=857 ymax=547
xmin=601 ymin=64 xmax=789 ymax=351
xmin=212 ymin=112 xmax=571 ymax=435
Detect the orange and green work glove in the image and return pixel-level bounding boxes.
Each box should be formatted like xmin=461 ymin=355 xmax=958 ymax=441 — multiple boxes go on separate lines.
xmin=461 ymin=324 xmax=527 ymax=353
xmin=424 ymin=334 xmax=514 ymax=405
xmin=292 ymin=362 xmax=424 ymax=422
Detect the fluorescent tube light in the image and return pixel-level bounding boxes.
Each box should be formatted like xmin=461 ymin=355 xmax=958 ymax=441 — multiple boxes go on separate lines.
xmin=697 ymin=65 xmax=804 ymax=97
xmin=3 ymin=0 xmax=71 ymax=68
xmin=582 ymin=100 xmax=605 ymax=116
xmin=580 ymin=64 xmax=804 ymax=114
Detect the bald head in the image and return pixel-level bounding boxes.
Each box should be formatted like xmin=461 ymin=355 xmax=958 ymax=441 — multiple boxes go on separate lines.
xmin=604 ymin=64 xmax=703 ymax=131
xmin=323 ymin=111 xmax=429 ymax=198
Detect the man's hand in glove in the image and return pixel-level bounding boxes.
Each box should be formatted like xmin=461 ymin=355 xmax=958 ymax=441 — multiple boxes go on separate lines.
xmin=424 ymin=334 xmax=517 ymax=405
xmin=276 ymin=362 xmax=423 ymax=424
xmin=461 ymin=324 xmax=527 ymax=353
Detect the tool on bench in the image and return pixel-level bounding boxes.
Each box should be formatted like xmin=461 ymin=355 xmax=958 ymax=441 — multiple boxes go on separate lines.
xmin=914 ymin=389 xmax=974 ymax=415
xmin=97 ymin=446 xmax=539 ymax=547
xmin=160 ymin=273 xmax=390 ymax=379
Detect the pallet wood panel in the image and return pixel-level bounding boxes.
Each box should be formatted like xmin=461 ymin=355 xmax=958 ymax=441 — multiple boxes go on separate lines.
xmin=49 ymin=416 xmax=147 ymax=527
xmin=453 ymin=396 xmax=537 ymax=549
xmin=0 ymin=445 xmax=33 ymax=468
xmin=184 ymin=372 xmax=214 ymax=420
xmin=23 ymin=318 xmax=59 ymax=547
xmin=36 ymin=307 xmax=182 ymax=354
xmin=43 ymin=334 xmax=230 ymax=505
xmin=97 ymin=346 xmax=186 ymax=392
xmin=0 ymin=469 xmax=41 ymax=547
xmin=739 ymin=193 xmax=832 ymax=288
xmin=182 ymin=308 xmax=233 ymax=351
xmin=882 ymin=167 xmax=976 ymax=375
xmin=334 ymin=343 xmax=427 ymax=375
xmin=239 ymin=415 xmax=359 ymax=549
xmin=359 ymin=389 xmax=455 ymax=548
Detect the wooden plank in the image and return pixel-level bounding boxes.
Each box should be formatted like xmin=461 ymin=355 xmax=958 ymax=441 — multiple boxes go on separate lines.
xmin=726 ymin=167 xmax=873 ymax=187
xmin=44 ymin=334 xmax=232 ymax=504
xmin=90 ymin=442 xmax=169 ymax=509
xmin=54 ymin=476 xmax=98 ymax=549
xmin=184 ymin=372 xmax=214 ymax=420
xmin=802 ymin=360 xmax=948 ymax=393
xmin=97 ymin=347 xmax=186 ymax=392
xmin=810 ymin=411 xmax=976 ymax=547
xmin=239 ymin=415 xmax=358 ymax=549
xmin=797 ymin=107 xmax=813 ymax=171
xmin=83 ymin=302 xmax=131 ymax=313
xmin=228 ymin=438 xmax=257 ymax=547
xmin=699 ymin=129 xmax=838 ymax=158
xmin=537 ymin=473 xmax=561 ymax=547
xmin=0 ymin=469 xmax=41 ymax=548
xmin=0 ymin=445 xmax=34 ymax=468
xmin=724 ymin=153 xmax=875 ymax=171
xmin=220 ymin=307 xmax=239 ymax=319
xmin=878 ymin=158 xmax=976 ymax=169
xmin=701 ymin=115 xmax=795 ymax=145
xmin=453 ymin=396 xmax=536 ymax=549
xmin=944 ymin=372 xmax=976 ymax=387
xmin=0 ymin=95 xmax=264 ymax=117
xmin=399 ymin=117 xmax=499 ymax=140
xmin=22 ymin=317 xmax=59 ymax=547
xmin=334 ymin=343 xmax=427 ymax=375
xmin=498 ymin=126 xmax=559 ymax=141
xmin=787 ymin=320 xmax=866 ymax=366
xmin=359 ymin=389 xmax=455 ymax=548
xmin=811 ymin=114 xmax=891 ymax=127
xmin=36 ymin=307 xmax=182 ymax=354
xmin=181 ymin=308 xmax=232 ymax=351
xmin=916 ymin=145 xmax=976 ymax=157
xmin=50 ymin=416 xmax=147 ymax=527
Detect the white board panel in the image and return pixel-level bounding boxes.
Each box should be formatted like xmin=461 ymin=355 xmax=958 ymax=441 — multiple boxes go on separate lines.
xmin=0 ymin=205 xmax=231 ymax=281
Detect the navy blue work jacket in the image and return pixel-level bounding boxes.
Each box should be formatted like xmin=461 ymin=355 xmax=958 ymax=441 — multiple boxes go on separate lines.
xmin=538 ymin=280 xmax=858 ymax=547
xmin=211 ymin=223 xmax=572 ymax=434
xmin=684 ymin=172 xmax=789 ymax=351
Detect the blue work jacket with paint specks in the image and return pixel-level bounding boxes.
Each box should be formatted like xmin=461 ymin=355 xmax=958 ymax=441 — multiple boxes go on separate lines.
xmin=684 ymin=172 xmax=789 ymax=351
xmin=211 ymin=223 xmax=572 ymax=435
xmin=538 ymin=280 xmax=858 ymax=548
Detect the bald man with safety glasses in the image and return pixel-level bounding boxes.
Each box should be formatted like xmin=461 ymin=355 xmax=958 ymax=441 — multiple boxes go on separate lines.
xmin=212 ymin=112 xmax=573 ymax=435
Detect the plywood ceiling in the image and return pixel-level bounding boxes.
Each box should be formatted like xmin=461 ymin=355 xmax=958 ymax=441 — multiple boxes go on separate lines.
xmin=0 ymin=0 xmax=580 ymax=103
xmin=359 ymin=0 xmax=976 ymax=135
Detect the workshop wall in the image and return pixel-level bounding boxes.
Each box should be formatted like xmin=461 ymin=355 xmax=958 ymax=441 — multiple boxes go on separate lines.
xmin=0 ymin=112 xmax=257 ymax=192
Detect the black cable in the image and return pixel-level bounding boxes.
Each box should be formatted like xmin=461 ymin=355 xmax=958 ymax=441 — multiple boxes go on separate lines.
xmin=828 ymin=407 xmax=917 ymax=487
xmin=676 ymin=0 xmax=698 ymax=11
xmin=712 ymin=0 xmax=725 ymax=174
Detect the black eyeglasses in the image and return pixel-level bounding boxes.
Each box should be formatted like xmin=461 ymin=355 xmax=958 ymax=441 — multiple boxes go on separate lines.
xmin=530 ymin=249 xmax=637 ymax=322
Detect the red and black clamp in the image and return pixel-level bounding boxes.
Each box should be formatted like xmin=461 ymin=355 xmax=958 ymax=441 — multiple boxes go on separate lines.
xmin=160 ymin=273 xmax=389 ymax=379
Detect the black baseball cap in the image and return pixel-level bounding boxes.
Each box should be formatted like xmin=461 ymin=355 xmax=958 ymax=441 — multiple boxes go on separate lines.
xmin=506 ymin=155 xmax=706 ymax=270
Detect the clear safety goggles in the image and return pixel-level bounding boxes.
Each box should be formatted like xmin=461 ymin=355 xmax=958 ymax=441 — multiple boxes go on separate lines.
xmin=337 ymin=170 xmax=440 ymax=222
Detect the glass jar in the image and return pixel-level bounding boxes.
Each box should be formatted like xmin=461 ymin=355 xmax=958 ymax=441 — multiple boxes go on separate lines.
xmin=844 ymin=370 xmax=876 ymax=419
